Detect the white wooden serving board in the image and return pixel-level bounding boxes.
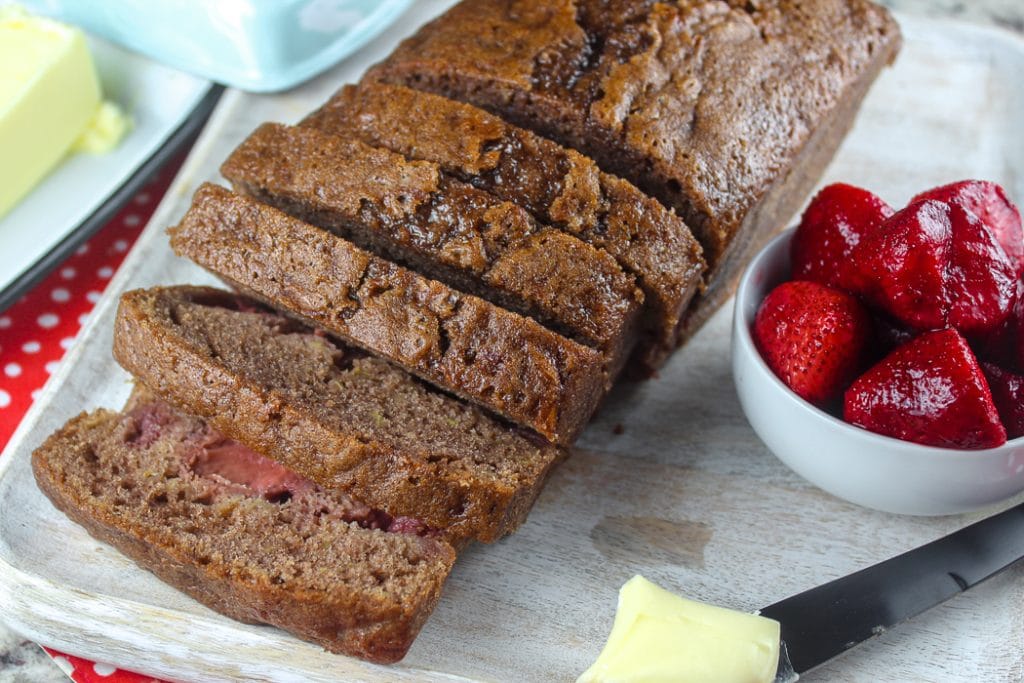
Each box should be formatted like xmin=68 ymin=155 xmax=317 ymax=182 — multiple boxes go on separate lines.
xmin=2 ymin=5 xmax=1024 ymax=681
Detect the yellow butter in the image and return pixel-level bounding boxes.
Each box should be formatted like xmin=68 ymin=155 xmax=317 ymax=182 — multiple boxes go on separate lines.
xmin=0 ymin=5 xmax=101 ymax=218
xmin=73 ymin=100 xmax=130 ymax=154
xmin=577 ymin=576 xmax=781 ymax=683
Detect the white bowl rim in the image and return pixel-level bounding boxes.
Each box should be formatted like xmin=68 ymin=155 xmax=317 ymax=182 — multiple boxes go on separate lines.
xmin=734 ymin=227 xmax=1024 ymax=458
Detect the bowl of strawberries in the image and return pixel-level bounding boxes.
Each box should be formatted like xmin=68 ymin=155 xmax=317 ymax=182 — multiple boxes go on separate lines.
xmin=733 ymin=180 xmax=1024 ymax=515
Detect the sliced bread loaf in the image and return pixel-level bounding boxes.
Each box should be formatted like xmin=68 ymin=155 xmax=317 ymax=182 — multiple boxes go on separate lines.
xmin=303 ymin=82 xmax=705 ymax=371
xmin=369 ymin=0 xmax=901 ymax=337
xmin=221 ymin=122 xmax=642 ymax=378
xmin=31 ymin=385 xmax=456 ymax=663
xmin=113 ymin=285 xmax=565 ymax=544
xmin=169 ymin=184 xmax=605 ymax=446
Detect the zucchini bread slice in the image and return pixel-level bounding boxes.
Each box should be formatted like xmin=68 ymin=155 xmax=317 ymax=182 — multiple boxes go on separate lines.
xmin=302 ymin=82 xmax=705 ymax=372
xmin=369 ymin=0 xmax=902 ymax=336
xmin=169 ymin=184 xmax=605 ymax=446
xmin=221 ymin=123 xmax=643 ymax=379
xmin=113 ymin=285 xmax=565 ymax=545
xmin=31 ymin=385 xmax=456 ymax=663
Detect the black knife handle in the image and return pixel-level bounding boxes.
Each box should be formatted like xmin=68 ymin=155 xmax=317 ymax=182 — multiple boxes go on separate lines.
xmin=760 ymin=501 xmax=1024 ymax=675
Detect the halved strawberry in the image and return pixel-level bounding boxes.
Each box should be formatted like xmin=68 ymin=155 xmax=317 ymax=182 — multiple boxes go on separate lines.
xmin=913 ymin=180 xmax=1024 ymax=276
xmin=981 ymin=363 xmax=1024 ymax=439
xmin=753 ymin=280 xmax=872 ymax=404
xmin=853 ymin=199 xmax=1017 ymax=336
xmin=844 ymin=329 xmax=1006 ymax=449
xmin=790 ymin=183 xmax=894 ymax=293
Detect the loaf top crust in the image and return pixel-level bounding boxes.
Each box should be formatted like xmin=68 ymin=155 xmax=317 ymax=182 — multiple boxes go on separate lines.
xmin=370 ymin=0 xmax=901 ymax=267
xmin=221 ymin=122 xmax=643 ymax=363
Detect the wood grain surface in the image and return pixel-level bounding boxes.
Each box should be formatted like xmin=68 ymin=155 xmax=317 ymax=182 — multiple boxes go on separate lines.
xmin=1 ymin=5 xmax=1024 ymax=681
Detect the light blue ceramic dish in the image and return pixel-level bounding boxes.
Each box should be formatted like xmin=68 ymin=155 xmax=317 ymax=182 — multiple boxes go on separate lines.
xmin=19 ymin=0 xmax=412 ymax=92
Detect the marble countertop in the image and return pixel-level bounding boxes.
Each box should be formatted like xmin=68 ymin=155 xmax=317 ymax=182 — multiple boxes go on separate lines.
xmin=2 ymin=2 xmax=1022 ymax=682
xmin=0 ymin=628 xmax=68 ymax=683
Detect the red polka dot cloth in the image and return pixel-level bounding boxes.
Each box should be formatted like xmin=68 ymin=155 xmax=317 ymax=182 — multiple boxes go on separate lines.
xmin=42 ymin=650 xmax=164 ymax=683
xmin=0 ymin=157 xmax=183 ymax=683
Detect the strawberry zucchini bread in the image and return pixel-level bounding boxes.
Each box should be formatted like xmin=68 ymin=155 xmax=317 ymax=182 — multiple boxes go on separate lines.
xmin=30 ymin=0 xmax=904 ymax=666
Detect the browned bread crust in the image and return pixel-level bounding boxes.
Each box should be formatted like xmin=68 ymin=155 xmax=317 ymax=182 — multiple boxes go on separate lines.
xmin=220 ymin=122 xmax=642 ymax=379
xmin=112 ymin=285 xmax=565 ymax=544
xmin=169 ymin=184 xmax=605 ymax=445
xmin=369 ymin=0 xmax=901 ymax=335
xmin=302 ymin=82 xmax=705 ymax=371
xmin=31 ymin=387 xmax=456 ymax=663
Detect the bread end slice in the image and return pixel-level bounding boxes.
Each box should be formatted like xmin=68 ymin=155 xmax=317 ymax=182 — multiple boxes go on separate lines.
xmin=31 ymin=389 xmax=456 ymax=663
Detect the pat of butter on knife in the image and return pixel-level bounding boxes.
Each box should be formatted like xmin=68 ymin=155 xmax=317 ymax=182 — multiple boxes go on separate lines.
xmin=578 ymin=576 xmax=781 ymax=683
xmin=0 ymin=5 xmax=128 ymax=219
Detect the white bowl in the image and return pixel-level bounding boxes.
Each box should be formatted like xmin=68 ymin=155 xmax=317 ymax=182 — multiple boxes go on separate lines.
xmin=732 ymin=228 xmax=1024 ymax=515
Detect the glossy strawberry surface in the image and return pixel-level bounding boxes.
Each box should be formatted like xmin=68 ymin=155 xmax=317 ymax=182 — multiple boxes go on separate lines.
xmin=753 ymin=280 xmax=872 ymax=404
xmin=972 ymin=281 xmax=1024 ymax=371
xmin=790 ymin=183 xmax=894 ymax=292
xmin=913 ymin=180 xmax=1024 ymax=276
xmin=853 ymin=199 xmax=1017 ymax=336
xmin=844 ymin=329 xmax=1006 ymax=449
xmin=981 ymin=363 xmax=1024 ymax=439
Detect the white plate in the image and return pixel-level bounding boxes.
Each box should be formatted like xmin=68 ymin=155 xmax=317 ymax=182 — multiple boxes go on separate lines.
xmin=1 ymin=6 xmax=1023 ymax=682
xmin=0 ymin=34 xmax=213 ymax=306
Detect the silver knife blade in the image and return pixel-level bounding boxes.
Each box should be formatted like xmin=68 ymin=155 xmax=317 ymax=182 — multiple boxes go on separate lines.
xmin=761 ymin=501 xmax=1024 ymax=680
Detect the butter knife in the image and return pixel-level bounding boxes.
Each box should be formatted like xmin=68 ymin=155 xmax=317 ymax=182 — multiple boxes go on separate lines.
xmin=762 ymin=501 xmax=1024 ymax=681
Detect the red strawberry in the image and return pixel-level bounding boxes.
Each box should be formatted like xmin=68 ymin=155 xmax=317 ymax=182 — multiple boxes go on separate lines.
xmin=844 ymin=329 xmax=1006 ymax=449
xmin=913 ymin=180 xmax=1024 ymax=276
xmin=981 ymin=363 xmax=1024 ymax=439
xmin=753 ymin=280 xmax=872 ymax=404
xmin=853 ymin=199 xmax=1017 ymax=336
xmin=791 ymin=183 xmax=894 ymax=292
xmin=971 ymin=280 xmax=1024 ymax=370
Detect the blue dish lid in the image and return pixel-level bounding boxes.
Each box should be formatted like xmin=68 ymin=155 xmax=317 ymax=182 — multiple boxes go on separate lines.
xmin=19 ymin=0 xmax=412 ymax=92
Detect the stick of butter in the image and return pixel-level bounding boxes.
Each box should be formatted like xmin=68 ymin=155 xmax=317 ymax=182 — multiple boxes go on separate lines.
xmin=577 ymin=576 xmax=781 ymax=683
xmin=0 ymin=5 xmax=121 ymax=218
